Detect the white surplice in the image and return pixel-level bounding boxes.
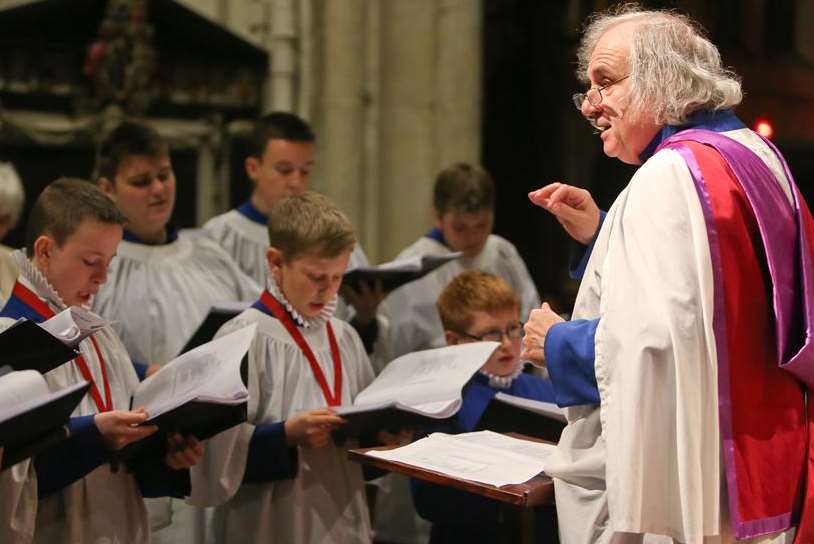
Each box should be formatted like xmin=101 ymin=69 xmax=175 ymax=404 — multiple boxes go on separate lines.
xmin=0 ymin=460 xmax=36 ymax=544
xmin=546 ymin=129 xmax=794 ymax=544
xmin=370 ymin=233 xmax=539 ymax=544
xmin=2 ymin=253 xmax=149 ymax=544
xmin=93 ymin=230 xmax=260 ymax=366
xmin=203 ymin=207 xmax=372 ymax=320
xmin=189 ymin=281 xmax=375 ymax=543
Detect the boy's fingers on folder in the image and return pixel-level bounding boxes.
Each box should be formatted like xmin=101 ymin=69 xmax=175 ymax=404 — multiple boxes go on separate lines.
xmin=285 ymin=410 xmax=346 ymax=448
xmin=165 ymin=434 xmax=204 ymax=469
xmin=341 ymin=279 xmax=385 ymax=325
xmin=94 ymin=410 xmax=158 ymax=450
xmin=377 ymin=429 xmax=414 ymax=447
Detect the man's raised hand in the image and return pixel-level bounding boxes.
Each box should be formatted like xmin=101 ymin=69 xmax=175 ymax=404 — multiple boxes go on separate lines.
xmin=528 ymin=183 xmax=600 ymax=245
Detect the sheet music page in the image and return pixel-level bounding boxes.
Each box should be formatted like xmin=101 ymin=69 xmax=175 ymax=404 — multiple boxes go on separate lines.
xmin=39 ymin=307 xmax=107 ymax=346
xmin=493 ymin=392 xmax=567 ymax=422
xmin=366 ymin=430 xmax=555 ymax=487
xmin=454 ymin=430 xmax=557 ymax=459
xmin=335 ymin=342 xmax=498 ymax=416
xmin=132 ymin=323 xmax=257 ymax=420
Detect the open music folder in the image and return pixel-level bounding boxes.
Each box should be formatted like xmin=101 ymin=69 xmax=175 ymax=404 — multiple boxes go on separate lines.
xmin=475 ymin=392 xmax=567 ymax=442
xmin=0 ymin=306 xmax=106 ymax=373
xmin=180 ymin=301 xmax=251 ymax=354
xmin=332 ymin=341 xmax=499 ymax=441
xmin=0 ymin=367 xmax=89 ymax=469
xmin=348 ymin=431 xmax=556 ymax=507
xmin=119 ymin=323 xmax=257 ymax=461
xmin=342 ymin=252 xmax=462 ymax=292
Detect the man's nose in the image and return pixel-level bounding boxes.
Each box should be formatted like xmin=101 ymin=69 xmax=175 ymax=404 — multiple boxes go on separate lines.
xmin=580 ymin=98 xmax=601 ymax=119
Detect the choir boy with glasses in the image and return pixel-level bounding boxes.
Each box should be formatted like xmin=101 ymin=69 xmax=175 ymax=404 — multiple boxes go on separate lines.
xmin=371 ymin=162 xmax=540 ymax=544
xmin=0 ymin=179 xmax=202 ymax=543
xmin=410 ymin=270 xmax=555 ymax=543
xmin=190 ymin=191 xmax=400 ymax=544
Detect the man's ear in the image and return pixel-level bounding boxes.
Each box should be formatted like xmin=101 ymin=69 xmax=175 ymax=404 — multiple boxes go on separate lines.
xmin=245 ymin=156 xmax=260 ymax=183
xmin=97 ymin=177 xmax=115 ymax=197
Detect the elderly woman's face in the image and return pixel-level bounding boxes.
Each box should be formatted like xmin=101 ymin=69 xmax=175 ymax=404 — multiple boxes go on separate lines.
xmin=581 ymin=22 xmax=660 ymax=165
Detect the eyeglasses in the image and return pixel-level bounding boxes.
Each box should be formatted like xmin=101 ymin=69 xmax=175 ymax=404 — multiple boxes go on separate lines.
xmin=571 ymin=75 xmax=630 ymax=111
xmin=455 ymin=322 xmax=523 ymax=343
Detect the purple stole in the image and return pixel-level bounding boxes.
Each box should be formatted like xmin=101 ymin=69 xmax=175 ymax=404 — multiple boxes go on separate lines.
xmin=655 ymin=130 xmax=814 ymax=540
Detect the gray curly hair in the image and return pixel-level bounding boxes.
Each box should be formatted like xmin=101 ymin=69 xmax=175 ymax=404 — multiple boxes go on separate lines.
xmin=576 ymin=4 xmax=742 ymax=125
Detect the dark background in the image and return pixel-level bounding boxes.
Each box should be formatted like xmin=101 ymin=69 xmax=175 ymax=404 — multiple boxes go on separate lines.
xmin=482 ymin=0 xmax=814 ymax=311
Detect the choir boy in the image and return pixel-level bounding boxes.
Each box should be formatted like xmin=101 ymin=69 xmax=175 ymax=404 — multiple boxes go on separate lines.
xmin=0 ymin=178 xmax=201 ymax=543
xmin=411 ymin=270 xmax=555 ymax=543
xmin=190 ymin=191 xmax=376 ymax=543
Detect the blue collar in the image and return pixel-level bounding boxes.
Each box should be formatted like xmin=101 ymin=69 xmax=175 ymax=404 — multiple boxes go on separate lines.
xmin=237 ymin=200 xmax=269 ymax=226
xmin=0 ymin=291 xmax=47 ymax=323
xmin=425 ymin=227 xmax=450 ymax=248
xmin=122 ymin=225 xmax=179 ymax=245
xmin=638 ymin=109 xmax=746 ymax=163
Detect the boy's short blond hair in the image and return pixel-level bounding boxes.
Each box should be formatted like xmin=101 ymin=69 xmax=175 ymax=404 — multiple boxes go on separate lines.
xmin=268 ymin=191 xmax=356 ymax=260
xmin=436 ymin=270 xmax=519 ymax=332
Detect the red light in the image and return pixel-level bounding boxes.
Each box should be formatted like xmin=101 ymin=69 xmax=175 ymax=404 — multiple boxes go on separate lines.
xmin=754 ymin=119 xmax=774 ymax=139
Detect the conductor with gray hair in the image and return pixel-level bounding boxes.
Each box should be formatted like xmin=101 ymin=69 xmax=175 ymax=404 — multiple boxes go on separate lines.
xmin=521 ymin=5 xmax=814 ymax=544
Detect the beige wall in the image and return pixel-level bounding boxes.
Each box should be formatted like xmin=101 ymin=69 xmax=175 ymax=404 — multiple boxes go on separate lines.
xmin=179 ymin=0 xmax=483 ymax=262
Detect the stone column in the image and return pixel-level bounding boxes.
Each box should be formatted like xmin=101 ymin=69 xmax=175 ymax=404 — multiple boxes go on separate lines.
xmin=293 ymin=0 xmax=483 ymax=262
xmin=435 ymin=0 xmax=482 ymax=167
xmin=377 ymin=1 xmax=439 ymax=259
xmin=309 ymin=0 xmax=367 ymax=246
xmin=266 ymin=0 xmax=298 ymax=111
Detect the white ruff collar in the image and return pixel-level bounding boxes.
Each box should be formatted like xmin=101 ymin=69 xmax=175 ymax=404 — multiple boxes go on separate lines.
xmin=11 ymin=250 xmax=74 ymax=311
xmin=478 ymin=362 xmax=526 ymax=389
xmin=265 ymin=275 xmax=337 ymax=329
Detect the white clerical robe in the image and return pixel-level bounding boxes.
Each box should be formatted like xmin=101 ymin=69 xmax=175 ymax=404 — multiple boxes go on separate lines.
xmin=0 ymin=461 xmax=36 ymax=543
xmin=93 ymin=230 xmax=260 ymax=365
xmin=2 ymin=254 xmax=149 ymax=544
xmin=189 ymin=303 xmax=375 ymax=543
xmin=203 ymin=207 xmax=372 ymax=320
xmin=371 ymin=233 xmax=539 ymax=544
xmin=545 ymin=128 xmax=794 ymax=544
